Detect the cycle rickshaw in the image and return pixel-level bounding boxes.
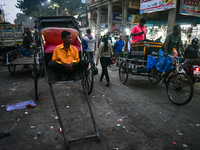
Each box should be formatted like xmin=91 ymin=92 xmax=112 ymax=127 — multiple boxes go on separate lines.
xmin=33 ymin=16 xmax=100 ymax=148
xmin=119 ymin=41 xmax=194 ymax=106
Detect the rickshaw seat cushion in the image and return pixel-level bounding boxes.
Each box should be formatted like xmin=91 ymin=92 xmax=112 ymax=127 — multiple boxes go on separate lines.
xmin=44 ymin=44 xmax=81 ymax=54
xmin=40 ymin=27 xmax=81 ymax=54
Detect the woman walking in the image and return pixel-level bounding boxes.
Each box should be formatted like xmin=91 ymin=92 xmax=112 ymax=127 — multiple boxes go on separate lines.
xmin=96 ymin=35 xmax=112 ymax=86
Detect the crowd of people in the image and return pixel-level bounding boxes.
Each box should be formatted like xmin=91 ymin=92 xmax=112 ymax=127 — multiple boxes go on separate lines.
xmin=21 ymin=17 xmax=199 ymax=88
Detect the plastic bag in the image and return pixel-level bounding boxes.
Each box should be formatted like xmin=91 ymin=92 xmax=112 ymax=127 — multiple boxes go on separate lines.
xmin=6 ymin=100 xmax=36 ymax=111
xmin=156 ymin=49 xmax=173 ymax=72
xmin=147 ymin=56 xmax=158 ymax=71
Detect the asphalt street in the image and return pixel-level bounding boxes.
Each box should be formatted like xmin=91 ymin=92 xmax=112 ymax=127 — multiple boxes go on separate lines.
xmin=0 ymin=59 xmax=200 ymax=150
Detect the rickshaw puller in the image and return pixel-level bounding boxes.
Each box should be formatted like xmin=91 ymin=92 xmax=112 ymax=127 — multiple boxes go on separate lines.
xmin=48 ymin=31 xmax=89 ymax=80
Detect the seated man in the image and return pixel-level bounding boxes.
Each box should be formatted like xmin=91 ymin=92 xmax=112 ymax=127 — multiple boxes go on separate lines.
xmin=48 ymin=31 xmax=89 ymax=80
xmin=22 ymin=30 xmax=35 ymax=68
xmin=183 ymin=38 xmax=199 ymax=65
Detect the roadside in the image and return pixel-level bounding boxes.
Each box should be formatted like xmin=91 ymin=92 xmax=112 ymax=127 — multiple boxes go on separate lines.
xmin=0 ymin=58 xmax=200 ymax=150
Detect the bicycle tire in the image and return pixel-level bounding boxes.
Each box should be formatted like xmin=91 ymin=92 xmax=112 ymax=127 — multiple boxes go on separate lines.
xmin=166 ymin=73 xmax=194 ymax=106
xmin=148 ymin=70 xmax=161 ymax=84
xmin=82 ymin=51 xmax=94 ymax=95
xmin=119 ymin=60 xmax=129 ymax=84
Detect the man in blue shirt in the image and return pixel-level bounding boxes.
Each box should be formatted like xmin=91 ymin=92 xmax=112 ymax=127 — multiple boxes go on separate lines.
xmin=114 ymin=35 xmax=124 ymax=66
xmin=114 ymin=35 xmax=124 ymax=57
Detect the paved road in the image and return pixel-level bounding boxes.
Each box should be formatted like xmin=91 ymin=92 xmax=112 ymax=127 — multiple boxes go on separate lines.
xmin=0 ymin=62 xmax=200 ymax=150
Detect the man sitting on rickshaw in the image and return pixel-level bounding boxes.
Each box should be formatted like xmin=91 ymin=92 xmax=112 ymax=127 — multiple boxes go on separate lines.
xmin=48 ymin=31 xmax=89 ymax=80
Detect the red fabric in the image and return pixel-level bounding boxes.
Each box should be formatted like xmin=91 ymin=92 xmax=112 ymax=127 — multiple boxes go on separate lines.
xmin=40 ymin=27 xmax=81 ymax=53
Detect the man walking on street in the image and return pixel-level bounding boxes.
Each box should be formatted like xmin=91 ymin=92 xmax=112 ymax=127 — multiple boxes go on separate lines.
xmin=84 ymin=29 xmax=96 ymax=65
xmin=114 ymin=35 xmax=124 ymax=66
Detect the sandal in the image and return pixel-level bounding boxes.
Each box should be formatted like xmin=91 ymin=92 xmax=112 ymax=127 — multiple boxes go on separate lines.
xmin=105 ymin=82 xmax=110 ymax=86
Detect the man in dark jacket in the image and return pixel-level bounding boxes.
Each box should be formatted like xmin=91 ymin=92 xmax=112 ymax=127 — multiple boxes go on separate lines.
xmin=22 ymin=30 xmax=34 ymax=50
xmin=183 ymin=38 xmax=199 ymax=65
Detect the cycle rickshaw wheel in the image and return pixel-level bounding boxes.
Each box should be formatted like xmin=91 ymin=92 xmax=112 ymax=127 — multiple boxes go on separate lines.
xmin=148 ymin=70 xmax=160 ymax=84
xmin=8 ymin=65 xmax=16 ymax=75
xmin=166 ymin=73 xmax=194 ymax=106
xmin=82 ymin=51 xmax=94 ymax=95
xmin=34 ymin=50 xmax=38 ymax=101
xmin=119 ymin=60 xmax=129 ymax=84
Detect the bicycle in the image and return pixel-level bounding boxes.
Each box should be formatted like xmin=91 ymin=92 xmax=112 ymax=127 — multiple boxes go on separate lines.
xmin=148 ymin=55 xmax=194 ymax=106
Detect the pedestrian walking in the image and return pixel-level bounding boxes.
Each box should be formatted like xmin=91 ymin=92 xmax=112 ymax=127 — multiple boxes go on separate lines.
xmin=96 ymin=35 xmax=112 ymax=86
xmin=84 ymin=29 xmax=96 ymax=65
xmin=114 ymin=35 xmax=124 ymax=66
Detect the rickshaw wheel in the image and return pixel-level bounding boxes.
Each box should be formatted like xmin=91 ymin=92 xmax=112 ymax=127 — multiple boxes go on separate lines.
xmin=166 ymin=73 xmax=193 ymax=106
xmin=34 ymin=49 xmax=38 ymax=101
xmin=148 ymin=71 xmax=160 ymax=84
xmin=8 ymin=65 xmax=16 ymax=75
xmin=82 ymin=51 xmax=94 ymax=95
xmin=119 ymin=60 xmax=129 ymax=84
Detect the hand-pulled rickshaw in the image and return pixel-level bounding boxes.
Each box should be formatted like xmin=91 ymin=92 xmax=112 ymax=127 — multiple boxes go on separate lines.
xmin=32 ymin=16 xmax=100 ymax=148
xmin=119 ymin=41 xmax=194 ymax=106
xmin=6 ymin=43 xmax=38 ymax=75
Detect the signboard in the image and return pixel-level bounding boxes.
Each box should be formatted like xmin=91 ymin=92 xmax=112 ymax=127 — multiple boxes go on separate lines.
xmin=2 ymin=25 xmax=13 ymax=32
xmin=128 ymin=14 xmax=141 ymax=24
xmin=81 ymin=0 xmax=86 ymax=3
xmin=129 ymin=0 xmax=140 ymax=9
xmin=180 ymin=0 xmax=200 ymax=17
xmin=140 ymin=0 xmax=177 ymax=14
xmin=114 ymin=13 xmax=140 ymax=24
xmin=113 ymin=13 xmax=122 ymax=22
xmin=86 ymin=0 xmax=92 ymax=4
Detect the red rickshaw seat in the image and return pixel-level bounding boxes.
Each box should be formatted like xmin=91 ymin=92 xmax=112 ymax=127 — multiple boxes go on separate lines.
xmin=40 ymin=27 xmax=81 ymax=54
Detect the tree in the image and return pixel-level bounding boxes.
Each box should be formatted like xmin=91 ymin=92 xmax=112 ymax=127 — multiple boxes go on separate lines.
xmin=16 ymin=0 xmax=86 ymax=17
xmin=14 ymin=13 xmax=35 ymax=30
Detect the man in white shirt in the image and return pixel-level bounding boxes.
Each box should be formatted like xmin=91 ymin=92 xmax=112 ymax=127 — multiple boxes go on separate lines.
xmin=84 ymin=29 xmax=96 ymax=65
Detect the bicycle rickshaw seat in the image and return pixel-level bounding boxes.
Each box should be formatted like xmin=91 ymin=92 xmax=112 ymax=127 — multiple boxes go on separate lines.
xmin=40 ymin=27 xmax=81 ymax=54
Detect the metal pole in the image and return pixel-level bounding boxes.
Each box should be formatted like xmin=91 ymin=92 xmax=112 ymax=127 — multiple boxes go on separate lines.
xmin=56 ymin=6 xmax=58 ymax=16
xmin=86 ymin=4 xmax=88 ymax=27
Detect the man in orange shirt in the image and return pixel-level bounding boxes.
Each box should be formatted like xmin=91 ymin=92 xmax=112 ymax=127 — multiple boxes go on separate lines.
xmin=130 ymin=18 xmax=146 ymax=43
xmin=48 ymin=31 xmax=89 ymax=80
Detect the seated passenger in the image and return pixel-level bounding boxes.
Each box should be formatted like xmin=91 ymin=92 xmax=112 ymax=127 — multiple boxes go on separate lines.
xmin=183 ymin=38 xmax=199 ymax=65
xmin=22 ymin=30 xmax=34 ymax=68
xmin=48 ymin=31 xmax=89 ymax=80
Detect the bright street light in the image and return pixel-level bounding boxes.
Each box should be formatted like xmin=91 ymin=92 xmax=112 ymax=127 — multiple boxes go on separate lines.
xmin=48 ymin=0 xmax=51 ymax=2
xmin=48 ymin=3 xmax=60 ymax=16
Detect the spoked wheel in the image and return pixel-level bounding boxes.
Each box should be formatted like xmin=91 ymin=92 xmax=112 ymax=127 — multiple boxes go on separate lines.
xmin=82 ymin=51 xmax=94 ymax=95
xmin=8 ymin=65 xmax=16 ymax=75
xmin=166 ymin=73 xmax=194 ymax=106
xmin=33 ymin=50 xmax=38 ymax=101
xmin=119 ymin=60 xmax=129 ymax=84
xmin=148 ymin=70 xmax=161 ymax=84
